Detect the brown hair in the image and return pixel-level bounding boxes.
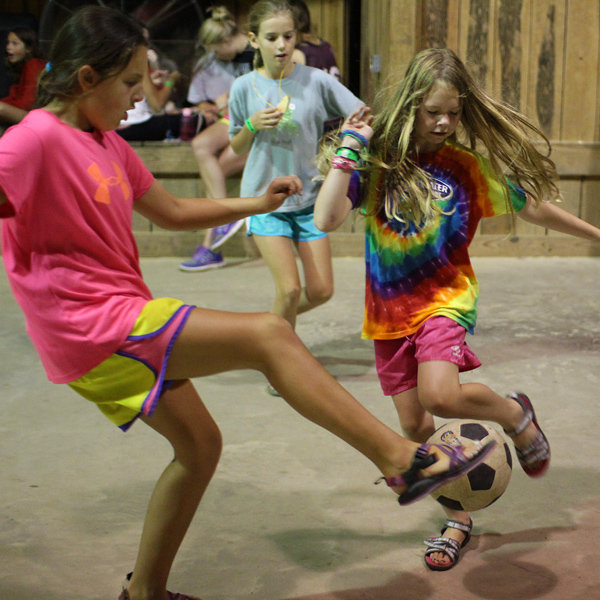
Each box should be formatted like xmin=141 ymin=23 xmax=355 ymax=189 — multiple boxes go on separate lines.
xmin=36 ymin=6 xmax=147 ymax=107
xmin=247 ymin=0 xmax=296 ymax=69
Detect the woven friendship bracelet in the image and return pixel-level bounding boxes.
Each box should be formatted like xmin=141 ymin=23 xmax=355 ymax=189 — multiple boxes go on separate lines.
xmin=342 ymin=129 xmax=369 ymax=148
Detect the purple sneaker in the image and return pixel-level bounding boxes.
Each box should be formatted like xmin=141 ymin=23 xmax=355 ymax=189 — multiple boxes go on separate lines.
xmin=179 ymin=246 xmax=225 ymax=272
xmin=210 ymin=219 xmax=245 ymax=250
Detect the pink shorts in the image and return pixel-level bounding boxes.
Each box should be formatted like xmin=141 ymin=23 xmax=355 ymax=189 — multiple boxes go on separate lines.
xmin=374 ymin=316 xmax=481 ymax=396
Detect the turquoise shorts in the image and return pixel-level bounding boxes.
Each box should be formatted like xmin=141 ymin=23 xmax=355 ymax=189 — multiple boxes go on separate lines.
xmin=68 ymin=298 xmax=195 ymax=431
xmin=247 ymin=204 xmax=327 ymax=242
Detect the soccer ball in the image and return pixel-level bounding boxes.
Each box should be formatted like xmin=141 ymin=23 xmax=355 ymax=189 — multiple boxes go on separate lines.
xmin=427 ymin=420 xmax=512 ymax=512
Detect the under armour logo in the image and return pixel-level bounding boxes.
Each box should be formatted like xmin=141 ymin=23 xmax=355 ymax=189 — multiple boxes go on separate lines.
xmin=88 ymin=161 xmax=130 ymax=204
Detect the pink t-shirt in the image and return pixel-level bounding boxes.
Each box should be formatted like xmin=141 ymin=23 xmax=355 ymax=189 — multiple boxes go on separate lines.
xmin=0 ymin=109 xmax=155 ymax=383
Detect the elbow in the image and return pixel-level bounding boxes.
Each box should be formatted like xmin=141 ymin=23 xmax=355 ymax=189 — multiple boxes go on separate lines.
xmin=313 ymin=213 xmax=338 ymax=233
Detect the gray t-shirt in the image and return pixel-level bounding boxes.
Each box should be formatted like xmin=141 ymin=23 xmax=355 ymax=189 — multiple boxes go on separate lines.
xmin=187 ymin=53 xmax=252 ymax=104
xmin=228 ymin=64 xmax=362 ymax=212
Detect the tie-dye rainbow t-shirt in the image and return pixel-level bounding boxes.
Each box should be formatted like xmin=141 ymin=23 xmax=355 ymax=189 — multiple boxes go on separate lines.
xmin=352 ymin=140 xmax=526 ymax=340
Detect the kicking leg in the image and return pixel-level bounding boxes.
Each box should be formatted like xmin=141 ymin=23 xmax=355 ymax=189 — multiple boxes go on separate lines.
xmin=417 ymin=361 xmax=549 ymax=475
xmin=166 ymin=308 xmax=492 ymax=493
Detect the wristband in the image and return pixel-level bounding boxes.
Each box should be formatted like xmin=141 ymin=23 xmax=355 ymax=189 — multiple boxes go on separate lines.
xmin=165 ymin=80 xmax=175 ymax=89
xmin=336 ymin=146 xmax=361 ymax=161
xmin=245 ymin=117 xmax=257 ymax=133
xmin=332 ymin=156 xmax=358 ymax=171
xmin=342 ymin=129 xmax=369 ymax=148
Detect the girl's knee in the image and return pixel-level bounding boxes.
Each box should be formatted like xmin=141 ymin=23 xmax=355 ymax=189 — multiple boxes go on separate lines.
xmin=307 ymin=283 xmax=334 ymax=306
xmin=420 ymin=389 xmax=461 ymax=418
xmin=276 ymin=284 xmax=302 ymax=308
xmin=401 ymin=418 xmax=435 ymax=443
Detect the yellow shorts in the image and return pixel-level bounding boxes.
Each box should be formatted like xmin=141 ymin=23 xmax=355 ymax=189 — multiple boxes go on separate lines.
xmin=68 ymin=297 xmax=195 ymax=431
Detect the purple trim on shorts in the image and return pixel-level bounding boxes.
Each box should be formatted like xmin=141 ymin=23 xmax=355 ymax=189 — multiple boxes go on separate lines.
xmin=126 ymin=306 xmax=188 ymax=341
xmin=117 ymin=304 xmax=195 ymax=432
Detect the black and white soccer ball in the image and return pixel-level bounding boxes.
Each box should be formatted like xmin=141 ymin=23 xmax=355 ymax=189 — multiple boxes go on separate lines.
xmin=427 ymin=420 xmax=512 ymax=512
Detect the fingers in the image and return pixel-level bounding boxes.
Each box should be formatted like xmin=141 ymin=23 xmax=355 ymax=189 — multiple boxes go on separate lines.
xmin=255 ymin=107 xmax=283 ymax=130
xmin=271 ymin=175 xmax=303 ymax=196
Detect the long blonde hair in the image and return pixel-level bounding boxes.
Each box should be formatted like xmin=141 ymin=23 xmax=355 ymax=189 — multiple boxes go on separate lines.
xmin=329 ymin=48 xmax=560 ymax=229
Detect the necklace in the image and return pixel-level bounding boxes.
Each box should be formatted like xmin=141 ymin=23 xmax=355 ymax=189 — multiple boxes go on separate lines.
xmin=252 ymin=68 xmax=286 ymax=109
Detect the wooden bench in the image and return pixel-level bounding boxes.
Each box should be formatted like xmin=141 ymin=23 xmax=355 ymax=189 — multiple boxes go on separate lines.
xmin=131 ymin=141 xmax=600 ymax=258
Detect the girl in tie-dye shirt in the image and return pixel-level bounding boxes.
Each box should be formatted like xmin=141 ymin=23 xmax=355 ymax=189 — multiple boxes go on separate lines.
xmin=315 ymin=47 xmax=600 ymax=572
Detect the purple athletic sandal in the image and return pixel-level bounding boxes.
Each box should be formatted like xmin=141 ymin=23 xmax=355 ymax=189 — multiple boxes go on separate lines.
xmin=119 ymin=573 xmax=202 ymax=600
xmin=504 ymin=392 xmax=550 ymax=478
xmin=377 ymin=440 xmax=496 ymax=506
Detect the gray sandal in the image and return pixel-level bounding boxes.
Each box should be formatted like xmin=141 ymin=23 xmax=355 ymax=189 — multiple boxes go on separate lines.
xmin=424 ymin=518 xmax=473 ymax=571
xmin=504 ymin=392 xmax=550 ymax=477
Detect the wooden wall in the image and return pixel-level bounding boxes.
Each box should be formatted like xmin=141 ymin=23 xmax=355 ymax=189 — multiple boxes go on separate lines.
xmin=0 ymin=0 xmax=45 ymax=18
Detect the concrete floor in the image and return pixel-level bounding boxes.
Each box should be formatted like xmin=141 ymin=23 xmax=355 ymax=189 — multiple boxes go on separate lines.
xmin=1 ymin=255 xmax=599 ymax=600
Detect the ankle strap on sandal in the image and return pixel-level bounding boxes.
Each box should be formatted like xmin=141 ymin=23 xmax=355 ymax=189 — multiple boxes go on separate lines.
xmin=504 ymin=392 xmax=532 ymax=437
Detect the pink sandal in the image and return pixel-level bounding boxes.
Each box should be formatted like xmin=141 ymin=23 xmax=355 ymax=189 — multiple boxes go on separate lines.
xmin=377 ymin=440 xmax=496 ymax=505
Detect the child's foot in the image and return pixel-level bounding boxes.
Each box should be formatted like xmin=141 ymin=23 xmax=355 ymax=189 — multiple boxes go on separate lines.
xmin=378 ymin=440 xmax=496 ymax=505
xmin=210 ymin=220 xmax=244 ymax=250
xmin=504 ymin=392 xmax=550 ymax=477
xmin=424 ymin=517 xmax=473 ymax=571
xmin=119 ymin=573 xmax=202 ymax=600
xmin=179 ymin=246 xmax=225 ymax=272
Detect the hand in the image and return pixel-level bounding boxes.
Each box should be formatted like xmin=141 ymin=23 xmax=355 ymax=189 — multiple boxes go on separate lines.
xmin=197 ymin=101 xmax=219 ymax=125
xmin=260 ymin=176 xmax=303 ymax=212
xmin=250 ymin=107 xmax=284 ymax=131
xmin=215 ymin=91 xmax=230 ymax=112
xmin=341 ymin=106 xmax=374 ymax=147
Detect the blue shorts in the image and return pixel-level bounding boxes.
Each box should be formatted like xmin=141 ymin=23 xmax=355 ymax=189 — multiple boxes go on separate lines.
xmin=247 ymin=204 xmax=327 ymax=242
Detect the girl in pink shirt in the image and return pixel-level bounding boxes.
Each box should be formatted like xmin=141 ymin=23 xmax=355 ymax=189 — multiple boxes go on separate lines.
xmin=0 ymin=7 xmax=494 ymax=600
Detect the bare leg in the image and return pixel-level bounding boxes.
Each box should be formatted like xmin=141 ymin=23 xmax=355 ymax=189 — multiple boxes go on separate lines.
xmin=295 ymin=237 xmax=334 ymax=315
xmin=393 ymin=387 xmax=471 ymax=569
xmin=191 ymin=122 xmax=246 ymax=249
xmin=417 ymin=361 xmax=543 ymax=454
xmin=252 ymin=234 xmax=304 ymax=328
xmin=165 ymin=308 xmax=479 ymax=478
xmin=126 ymin=380 xmax=222 ymax=600
xmin=390 ymin=361 xmax=548 ymax=568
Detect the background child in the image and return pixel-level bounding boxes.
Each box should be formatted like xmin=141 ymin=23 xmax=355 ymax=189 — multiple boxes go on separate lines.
xmin=0 ymin=11 xmax=492 ymax=600
xmin=289 ymin=0 xmax=340 ymax=80
xmin=0 ymin=27 xmax=45 ymax=129
xmin=117 ymin=32 xmax=183 ymax=142
xmin=179 ymin=6 xmax=254 ymax=271
xmin=228 ymin=0 xmax=362 ymax=396
xmin=314 ymin=47 xmax=600 ymax=572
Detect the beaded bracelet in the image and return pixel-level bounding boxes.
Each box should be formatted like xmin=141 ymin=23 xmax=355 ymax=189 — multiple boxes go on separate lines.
xmin=245 ymin=117 xmax=257 ymax=133
xmin=332 ymin=156 xmax=358 ymax=171
xmin=336 ymin=146 xmax=361 ymax=162
xmin=342 ymin=129 xmax=369 ymax=149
